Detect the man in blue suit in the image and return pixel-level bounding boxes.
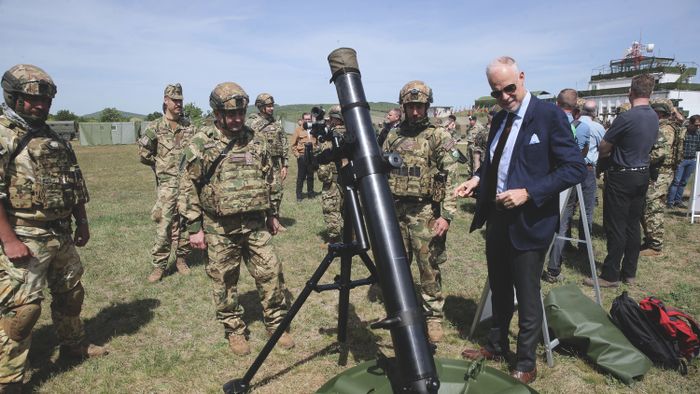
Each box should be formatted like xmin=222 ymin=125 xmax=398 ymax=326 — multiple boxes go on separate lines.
xmin=455 ymin=56 xmax=586 ymax=384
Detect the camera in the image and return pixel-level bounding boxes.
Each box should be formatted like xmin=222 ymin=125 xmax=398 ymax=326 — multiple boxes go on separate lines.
xmin=303 ymin=106 xmax=334 ymax=142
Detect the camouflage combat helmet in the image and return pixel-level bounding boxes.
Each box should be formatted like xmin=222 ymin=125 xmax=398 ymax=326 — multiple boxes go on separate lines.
xmin=650 ymin=98 xmax=673 ymax=115
xmin=209 ymin=82 xmax=249 ymax=111
xmin=576 ymin=98 xmax=586 ymax=110
xmin=2 ymin=64 xmax=57 ymax=108
xmin=616 ymin=102 xmax=631 ymax=114
xmin=328 ymin=104 xmax=343 ymax=121
xmin=255 ymin=93 xmax=274 ymax=109
xmin=164 ymin=83 xmax=183 ymax=100
xmin=399 ymin=80 xmax=433 ymax=105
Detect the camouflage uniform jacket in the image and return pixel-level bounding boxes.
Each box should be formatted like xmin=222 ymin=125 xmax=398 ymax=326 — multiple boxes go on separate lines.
xmin=650 ymin=119 xmax=678 ymax=171
xmin=469 ymin=123 xmax=488 ymax=154
xmin=180 ymin=124 xmax=275 ymax=235
xmin=246 ymin=113 xmax=289 ymax=167
xmin=0 ymin=114 xmax=89 ymax=234
xmin=317 ymin=125 xmax=346 ymax=184
xmin=383 ymin=119 xmax=458 ymax=222
xmin=138 ymin=116 xmax=196 ymax=187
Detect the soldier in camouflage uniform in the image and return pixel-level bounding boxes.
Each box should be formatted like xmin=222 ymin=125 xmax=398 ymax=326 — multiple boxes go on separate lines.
xmin=640 ymin=99 xmax=683 ymax=256
xmin=0 ymin=64 xmax=107 ymax=392
xmin=138 ymin=83 xmax=195 ymax=282
xmin=180 ymin=82 xmax=293 ymax=356
xmin=467 ymin=115 xmax=488 ymax=177
xmin=317 ymin=105 xmax=346 ymax=243
xmin=246 ymin=93 xmax=289 ymax=229
xmin=382 ymin=81 xmax=458 ymax=343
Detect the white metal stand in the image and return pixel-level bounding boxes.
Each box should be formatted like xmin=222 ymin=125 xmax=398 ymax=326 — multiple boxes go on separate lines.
xmin=690 ymin=152 xmax=700 ymax=223
xmin=468 ymin=183 xmax=598 ymax=368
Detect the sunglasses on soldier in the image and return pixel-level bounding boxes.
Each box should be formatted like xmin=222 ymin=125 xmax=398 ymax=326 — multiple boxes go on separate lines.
xmin=490 ymin=83 xmax=517 ymax=99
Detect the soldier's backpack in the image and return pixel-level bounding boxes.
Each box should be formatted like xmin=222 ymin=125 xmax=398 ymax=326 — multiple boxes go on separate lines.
xmin=639 ymin=297 xmax=700 ymax=361
xmin=610 ymin=292 xmax=687 ymax=374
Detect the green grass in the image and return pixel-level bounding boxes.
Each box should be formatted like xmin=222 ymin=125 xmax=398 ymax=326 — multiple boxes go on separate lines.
xmin=24 ymin=144 xmax=700 ymax=393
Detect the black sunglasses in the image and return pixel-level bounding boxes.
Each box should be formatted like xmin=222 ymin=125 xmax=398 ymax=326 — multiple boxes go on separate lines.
xmin=490 ymin=83 xmax=517 ymax=99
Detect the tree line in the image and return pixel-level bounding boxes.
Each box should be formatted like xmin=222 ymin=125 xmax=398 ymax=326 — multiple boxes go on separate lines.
xmin=43 ymin=103 xmax=207 ymax=123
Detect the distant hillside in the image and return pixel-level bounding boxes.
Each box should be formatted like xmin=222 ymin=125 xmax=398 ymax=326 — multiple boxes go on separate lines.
xmin=81 ymin=109 xmax=146 ymax=120
xmin=275 ymin=102 xmax=396 ymax=123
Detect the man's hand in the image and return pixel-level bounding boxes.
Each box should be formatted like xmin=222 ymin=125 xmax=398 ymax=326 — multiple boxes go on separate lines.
xmin=432 ymin=217 xmax=450 ymax=237
xmin=495 ymin=188 xmax=529 ymax=209
xmin=74 ymin=223 xmax=90 ymax=247
xmin=267 ymin=216 xmax=280 ymax=235
xmin=3 ymin=238 xmax=32 ymax=262
xmin=280 ymin=167 xmax=288 ymax=182
xmin=189 ymin=230 xmax=207 ymax=250
xmin=454 ymin=177 xmax=480 ymax=198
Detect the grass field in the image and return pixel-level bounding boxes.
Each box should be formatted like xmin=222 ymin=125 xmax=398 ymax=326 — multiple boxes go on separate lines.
xmin=25 ymin=144 xmax=699 ymax=393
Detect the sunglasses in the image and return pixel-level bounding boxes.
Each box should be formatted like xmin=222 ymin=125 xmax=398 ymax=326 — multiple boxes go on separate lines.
xmin=490 ymin=83 xmax=517 ymax=99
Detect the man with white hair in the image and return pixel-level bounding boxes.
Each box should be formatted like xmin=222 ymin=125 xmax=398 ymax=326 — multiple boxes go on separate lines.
xmin=455 ymin=56 xmax=585 ymax=384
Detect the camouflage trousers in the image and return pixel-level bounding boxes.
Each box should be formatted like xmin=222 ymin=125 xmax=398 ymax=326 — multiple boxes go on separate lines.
xmin=395 ymin=201 xmax=447 ymax=323
xmin=203 ymin=213 xmax=288 ymax=336
xmin=642 ymin=171 xmax=673 ymax=251
xmin=270 ymin=158 xmax=285 ymax=215
xmin=150 ymin=185 xmax=190 ymax=269
xmin=321 ymin=181 xmax=344 ymax=240
xmin=0 ymin=229 xmax=85 ymax=384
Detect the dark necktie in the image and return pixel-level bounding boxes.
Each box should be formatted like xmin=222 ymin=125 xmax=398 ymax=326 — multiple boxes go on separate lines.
xmin=485 ymin=112 xmax=516 ymax=203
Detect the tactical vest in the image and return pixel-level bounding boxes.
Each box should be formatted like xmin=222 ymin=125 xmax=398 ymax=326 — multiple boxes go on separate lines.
xmin=8 ymin=129 xmax=89 ymax=210
xmin=385 ymin=126 xmax=439 ymax=199
xmin=199 ymin=138 xmax=270 ymax=216
xmin=250 ymin=114 xmax=285 ymax=157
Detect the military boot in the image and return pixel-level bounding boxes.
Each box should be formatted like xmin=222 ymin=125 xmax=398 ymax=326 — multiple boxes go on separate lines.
xmin=60 ymin=342 xmax=109 ymax=359
xmin=147 ymin=267 xmax=164 ymax=283
xmin=175 ymin=257 xmax=191 ymax=275
xmin=268 ymin=329 xmax=295 ymax=350
xmin=228 ymin=334 xmax=251 ymax=356
xmin=0 ymin=382 xmax=22 ymax=394
xmin=427 ymin=321 xmax=444 ymax=343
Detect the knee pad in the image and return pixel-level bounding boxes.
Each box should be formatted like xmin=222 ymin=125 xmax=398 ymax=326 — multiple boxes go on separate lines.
xmin=2 ymin=303 xmax=41 ymax=341
xmin=52 ymin=283 xmax=85 ymax=317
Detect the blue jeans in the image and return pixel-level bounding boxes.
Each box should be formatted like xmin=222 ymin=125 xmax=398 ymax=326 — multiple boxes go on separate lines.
xmin=667 ymin=159 xmax=696 ymax=206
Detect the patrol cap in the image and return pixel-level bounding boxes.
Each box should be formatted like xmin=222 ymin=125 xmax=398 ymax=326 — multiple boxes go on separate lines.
xmin=164 ymin=83 xmax=183 ymax=100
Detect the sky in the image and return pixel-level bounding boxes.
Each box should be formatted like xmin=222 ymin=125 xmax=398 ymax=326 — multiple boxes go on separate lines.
xmin=1 ymin=0 xmax=698 ymax=116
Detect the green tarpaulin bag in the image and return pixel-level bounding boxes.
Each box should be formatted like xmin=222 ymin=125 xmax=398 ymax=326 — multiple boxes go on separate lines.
xmin=544 ymin=284 xmax=652 ymax=384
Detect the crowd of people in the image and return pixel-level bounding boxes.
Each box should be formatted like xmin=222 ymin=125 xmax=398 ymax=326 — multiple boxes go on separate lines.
xmin=0 ymin=56 xmax=697 ymax=391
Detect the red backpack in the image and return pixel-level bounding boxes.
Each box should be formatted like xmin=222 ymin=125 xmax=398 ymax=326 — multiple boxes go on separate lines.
xmin=639 ymin=297 xmax=700 ymax=360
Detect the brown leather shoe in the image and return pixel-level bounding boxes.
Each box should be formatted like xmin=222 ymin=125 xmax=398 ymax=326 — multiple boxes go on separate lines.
xmin=147 ymin=267 xmax=164 ymax=283
xmin=622 ymin=277 xmax=636 ymax=285
xmin=228 ymin=334 xmax=251 ymax=355
xmin=510 ymin=367 xmax=537 ymax=384
xmin=460 ymin=347 xmax=505 ymax=361
xmin=427 ymin=321 xmax=444 ymax=343
xmin=175 ymin=257 xmax=191 ymax=275
xmin=0 ymin=382 xmax=22 ymax=394
xmin=583 ymin=277 xmax=619 ymax=288
xmin=60 ymin=343 xmax=109 ymax=359
xmin=269 ymin=330 xmax=295 ymax=349
xmin=639 ymin=248 xmax=662 ymax=257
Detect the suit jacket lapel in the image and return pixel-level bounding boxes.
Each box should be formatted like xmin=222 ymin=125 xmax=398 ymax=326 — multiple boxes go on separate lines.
xmin=513 ymin=96 xmax=538 ymax=149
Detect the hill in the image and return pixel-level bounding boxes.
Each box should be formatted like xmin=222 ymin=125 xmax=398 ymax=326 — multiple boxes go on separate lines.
xmin=275 ymin=102 xmax=396 ymax=123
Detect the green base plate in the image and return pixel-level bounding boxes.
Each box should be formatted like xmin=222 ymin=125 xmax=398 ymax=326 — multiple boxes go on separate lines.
xmin=316 ymin=357 xmax=538 ymax=394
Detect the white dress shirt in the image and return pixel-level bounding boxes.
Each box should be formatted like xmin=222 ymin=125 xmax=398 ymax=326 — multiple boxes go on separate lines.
xmin=489 ymin=91 xmax=532 ymax=193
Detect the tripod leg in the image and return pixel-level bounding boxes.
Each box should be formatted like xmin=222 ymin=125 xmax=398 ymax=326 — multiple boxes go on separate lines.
xmin=224 ymin=250 xmax=338 ymax=393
